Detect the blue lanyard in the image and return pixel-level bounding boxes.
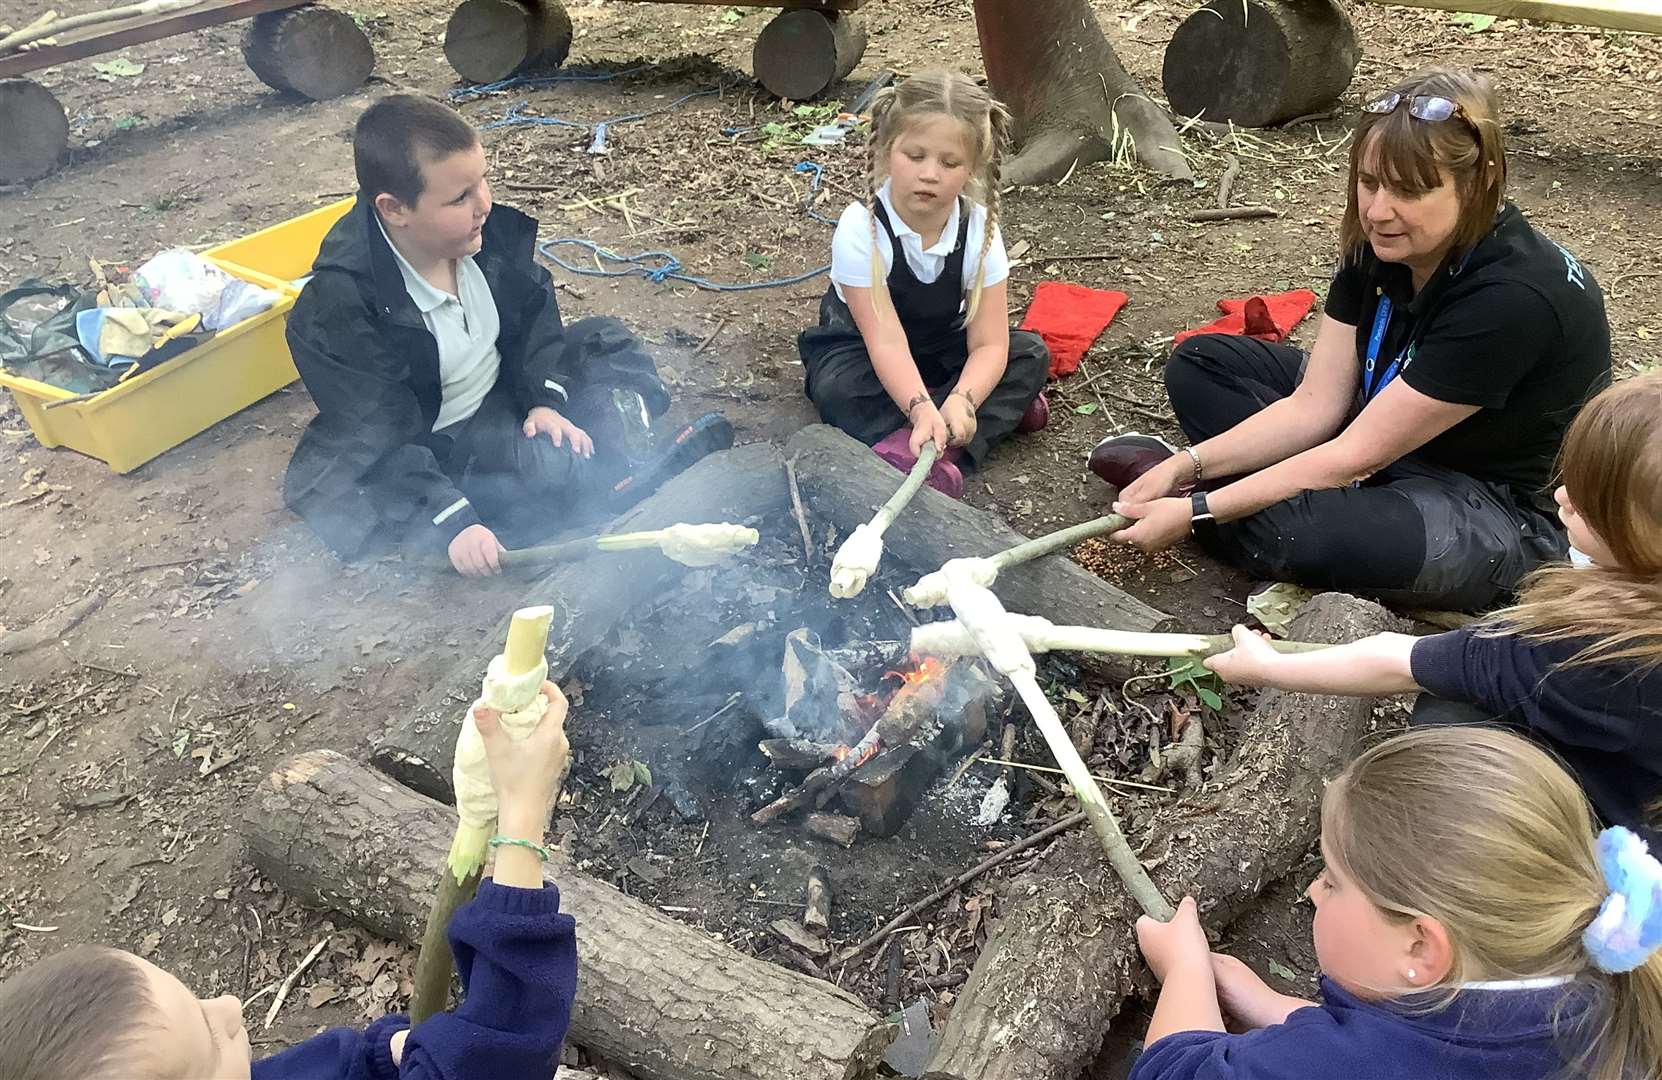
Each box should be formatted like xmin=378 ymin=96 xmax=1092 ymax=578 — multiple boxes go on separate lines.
xmin=1362 ymin=293 xmax=1402 ymax=402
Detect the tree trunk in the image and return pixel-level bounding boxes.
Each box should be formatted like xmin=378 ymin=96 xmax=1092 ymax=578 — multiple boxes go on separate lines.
xmin=243 ymin=6 xmax=374 ymax=101
xmin=443 ymin=0 xmax=572 ymax=85
xmin=924 ymin=593 xmax=1405 ymax=1080
xmin=0 ymin=78 xmax=67 ymax=183
xmin=244 ymin=750 xmax=890 ymax=1080
xmin=1162 ymin=0 xmax=1358 ymax=128
xmin=752 ymin=9 xmax=866 ymax=102
xmin=973 ymin=0 xmax=1191 ymax=183
xmin=783 ymin=425 xmax=1168 ymax=634
xmin=373 ymin=442 xmax=788 ymax=802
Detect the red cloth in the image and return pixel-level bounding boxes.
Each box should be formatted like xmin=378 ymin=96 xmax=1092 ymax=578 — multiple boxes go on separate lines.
xmin=1173 ymin=288 xmax=1318 ymax=347
xmin=1018 ymin=281 xmax=1129 ymax=379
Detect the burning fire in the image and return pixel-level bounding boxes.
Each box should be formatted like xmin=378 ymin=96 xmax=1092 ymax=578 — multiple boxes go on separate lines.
xmin=832 ymin=656 xmax=948 ymax=766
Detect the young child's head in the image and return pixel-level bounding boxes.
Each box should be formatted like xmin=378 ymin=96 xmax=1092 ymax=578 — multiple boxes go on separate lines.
xmin=1499 ymin=372 xmax=1662 ymax=668
xmin=355 ymin=94 xmax=491 ymax=264
xmin=863 ymin=70 xmax=1011 ymax=322
xmin=1313 ymin=726 xmax=1661 ymax=1080
xmin=0 ymin=945 xmax=251 ymax=1079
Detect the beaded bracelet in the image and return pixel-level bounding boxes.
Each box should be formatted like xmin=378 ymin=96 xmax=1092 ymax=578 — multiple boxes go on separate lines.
xmin=489 ymin=835 xmax=550 ymax=862
xmin=1183 ymin=445 xmax=1204 ymax=482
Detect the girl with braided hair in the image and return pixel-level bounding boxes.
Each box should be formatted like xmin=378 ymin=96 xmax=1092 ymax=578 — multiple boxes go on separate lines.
xmin=798 ymin=70 xmax=1050 ymax=498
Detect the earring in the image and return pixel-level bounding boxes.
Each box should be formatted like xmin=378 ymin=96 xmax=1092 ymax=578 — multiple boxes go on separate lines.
xmin=1406 ymin=968 xmax=1417 ymax=982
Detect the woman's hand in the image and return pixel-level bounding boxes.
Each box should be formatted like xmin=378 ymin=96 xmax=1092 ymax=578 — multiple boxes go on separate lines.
xmin=1137 ymin=897 xmax=1212 ymax=983
xmin=940 ymin=394 xmax=978 ymax=448
xmin=1119 ymin=452 xmax=1191 ymax=503
xmin=910 ymin=402 xmax=950 ymax=456
xmin=474 ymin=681 xmax=570 ymax=836
xmin=1111 ymin=496 xmax=1193 ymax=553
xmin=1203 ymin=625 xmax=1285 ymax=686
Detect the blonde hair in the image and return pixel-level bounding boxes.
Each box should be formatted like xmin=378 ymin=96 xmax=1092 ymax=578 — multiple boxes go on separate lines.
xmin=1340 ymin=67 xmax=1507 ymax=262
xmin=1490 ymin=372 xmax=1662 ymax=670
xmin=862 ymin=70 xmax=1010 ymax=327
xmin=1323 ymin=727 xmax=1662 ymax=1080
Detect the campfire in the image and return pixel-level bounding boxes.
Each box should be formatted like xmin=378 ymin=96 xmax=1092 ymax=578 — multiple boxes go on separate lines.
xmin=752 ymin=631 xmax=1008 ymax=838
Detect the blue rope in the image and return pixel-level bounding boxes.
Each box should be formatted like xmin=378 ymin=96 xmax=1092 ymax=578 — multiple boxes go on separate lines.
xmin=477 ymin=85 xmax=729 ymax=135
xmin=449 ymin=64 xmax=655 ymax=102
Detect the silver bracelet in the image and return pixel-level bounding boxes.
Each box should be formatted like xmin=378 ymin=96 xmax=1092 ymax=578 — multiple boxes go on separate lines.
xmin=1183 ymin=445 xmax=1204 ymax=482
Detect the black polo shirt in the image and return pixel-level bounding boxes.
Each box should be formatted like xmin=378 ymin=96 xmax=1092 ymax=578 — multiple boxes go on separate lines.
xmin=1325 ymin=203 xmax=1611 ymax=507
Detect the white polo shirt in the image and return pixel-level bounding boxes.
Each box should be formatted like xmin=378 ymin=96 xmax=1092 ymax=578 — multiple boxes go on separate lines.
xmin=829 ymin=179 xmax=1009 ymax=306
xmin=377 ymin=219 xmax=502 ymax=431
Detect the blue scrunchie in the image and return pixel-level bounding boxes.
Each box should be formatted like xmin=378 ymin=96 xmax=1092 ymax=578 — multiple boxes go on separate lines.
xmin=1583 ymin=826 xmax=1662 ymax=974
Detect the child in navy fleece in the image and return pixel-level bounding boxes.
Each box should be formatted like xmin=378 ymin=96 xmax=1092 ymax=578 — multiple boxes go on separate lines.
xmin=0 ymin=686 xmax=576 ymax=1080
xmin=1206 ymin=372 xmax=1662 ymax=843
xmin=1131 ymin=727 xmax=1662 ymax=1080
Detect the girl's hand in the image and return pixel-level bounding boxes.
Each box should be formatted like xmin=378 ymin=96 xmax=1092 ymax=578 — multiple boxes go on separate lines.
xmin=1111 ymin=497 xmax=1193 ymax=553
xmin=1203 ymin=625 xmax=1283 ymax=686
xmin=940 ymin=394 xmax=978 ymax=449
xmin=1211 ymin=953 xmax=1316 ymax=1029
xmin=474 ymin=681 xmax=570 ymax=835
xmin=910 ymin=403 xmax=949 ymax=456
xmin=1119 ymin=452 xmax=1189 ymax=503
xmin=1137 ymin=896 xmax=1212 ymax=983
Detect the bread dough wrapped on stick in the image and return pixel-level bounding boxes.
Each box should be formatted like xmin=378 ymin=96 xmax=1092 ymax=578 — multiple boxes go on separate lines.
xmin=495 ymin=522 xmax=759 ymax=571
xmin=830 ymin=443 xmax=938 ymax=599
xmin=912 ymin=614 xmax=1332 ymax=661
xmin=411 ymin=604 xmax=554 ymax=1023
xmin=903 ymin=512 xmax=1132 ymax=608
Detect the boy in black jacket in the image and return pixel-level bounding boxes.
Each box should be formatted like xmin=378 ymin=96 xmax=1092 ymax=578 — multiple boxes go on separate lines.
xmin=284 ymin=95 xmax=732 ymax=575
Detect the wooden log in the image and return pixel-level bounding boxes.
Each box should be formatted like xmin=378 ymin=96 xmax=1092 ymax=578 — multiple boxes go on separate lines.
xmin=784 ymin=425 xmax=1168 ymax=635
xmin=805 ymin=811 xmax=861 ymax=848
xmin=1162 ymin=0 xmax=1359 ymax=129
xmin=242 ymin=5 xmax=373 ymax=100
xmin=0 ymin=78 xmax=67 ymax=183
xmin=924 ymin=593 xmax=1405 ymax=1080
xmin=245 ymin=750 xmax=890 ymax=1080
xmin=751 ymin=9 xmax=865 ymax=101
xmin=805 ymin=864 xmax=832 ymax=931
xmin=373 ymin=442 xmax=788 ymax=802
xmin=444 ymin=0 xmax=572 ymax=85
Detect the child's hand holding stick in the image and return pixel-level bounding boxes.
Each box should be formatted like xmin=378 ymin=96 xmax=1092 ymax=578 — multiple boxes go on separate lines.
xmin=829 ymin=442 xmax=939 ymax=599
xmin=411 ymin=605 xmax=566 ymax=1024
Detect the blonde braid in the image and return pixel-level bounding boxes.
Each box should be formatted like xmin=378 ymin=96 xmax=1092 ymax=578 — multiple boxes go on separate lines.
xmin=964 ymin=98 xmax=1010 ymax=325
xmin=865 ymin=86 xmax=898 ymax=327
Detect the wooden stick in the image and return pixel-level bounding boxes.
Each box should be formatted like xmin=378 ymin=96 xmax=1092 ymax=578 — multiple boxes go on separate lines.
xmin=691 ymin=317 xmax=728 ymax=358
xmin=411 ymin=606 xmax=554 ymax=1024
xmin=903 ymin=514 xmax=1131 ymax=608
xmin=0 ymin=0 xmax=202 ymax=55
xmin=784 ymin=459 xmax=815 ymax=565
xmin=262 ymin=935 xmax=330 ymax=1030
xmin=978 ymin=756 xmax=1173 ymax=794
xmin=912 ymin=617 xmax=1333 ymax=662
xmin=837 ymin=812 xmax=1086 ymax=965
xmin=1187 ymin=207 xmax=1279 ymax=223
xmin=1217 ymin=151 xmax=1240 ymax=211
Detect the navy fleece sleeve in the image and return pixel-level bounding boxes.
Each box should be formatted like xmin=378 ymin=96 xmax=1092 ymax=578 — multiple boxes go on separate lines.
xmin=251 ymin=1014 xmax=405 ymax=1080
xmin=399 ymin=880 xmax=578 ymax=1080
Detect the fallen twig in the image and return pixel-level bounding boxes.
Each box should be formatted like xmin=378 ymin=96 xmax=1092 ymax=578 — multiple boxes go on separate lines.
xmin=1217 ymin=152 xmax=1240 ymax=211
xmin=0 ymin=592 xmax=103 ymax=658
xmin=784 ymin=459 xmax=814 ymax=566
xmin=691 ymin=317 xmax=728 ymax=358
xmin=262 ymin=936 xmax=331 ymax=1030
xmin=837 ymin=812 xmax=1086 ymax=965
xmin=978 ymin=756 xmax=1173 ymax=794
xmin=1188 ymin=206 xmax=1279 ymax=223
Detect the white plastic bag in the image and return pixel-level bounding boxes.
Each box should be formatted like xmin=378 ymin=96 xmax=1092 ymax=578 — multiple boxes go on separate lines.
xmin=133 ymin=249 xmax=279 ymax=330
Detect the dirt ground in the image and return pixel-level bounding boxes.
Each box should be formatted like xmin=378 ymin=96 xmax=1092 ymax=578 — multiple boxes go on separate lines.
xmin=1 ymin=0 xmax=1658 ymax=1074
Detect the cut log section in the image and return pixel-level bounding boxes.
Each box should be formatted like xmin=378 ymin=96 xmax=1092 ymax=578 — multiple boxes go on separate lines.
xmin=1162 ymin=0 xmax=1359 ymax=128
xmin=785 ymin=425 xmax=1168 ymax=635
xmin=0 ymin=78 xmax=68 ymax=184
xmin=752 ymin=9 xmax=865 ymax=101
xmin=444 ymin=0 xmax=573 ymax=85
xmin=374 ymin=442 xmax=789 ymax=802
xmin=245 ymin=750 xmax=890 ymax=1080
xmin=243 ymin=5 xmax=374 ymax=100
xmin=924 ymin=593 xmax=1405 ymax=1080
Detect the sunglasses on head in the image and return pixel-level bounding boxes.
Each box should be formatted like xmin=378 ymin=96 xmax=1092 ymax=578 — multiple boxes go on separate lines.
xmin=1362 ymin=91 xmax=1470 ymax=125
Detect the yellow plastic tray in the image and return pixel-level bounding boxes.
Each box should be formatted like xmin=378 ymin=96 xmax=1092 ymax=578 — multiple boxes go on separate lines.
xmin=204 ymin=196 xmax=354 ymax=284
xmin=0 ymin=197 xmax=355 ymax=474
xmin=0 ymin=263 xmax=297 ymax=474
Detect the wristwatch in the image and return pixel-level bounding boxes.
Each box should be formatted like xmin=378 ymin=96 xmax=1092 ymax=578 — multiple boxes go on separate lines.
xmin=1190 ymin=491 xmax=1216 ymax=526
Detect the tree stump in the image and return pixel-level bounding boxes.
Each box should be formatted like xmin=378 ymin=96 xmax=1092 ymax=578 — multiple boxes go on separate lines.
xmin=974 ymin=0 xmax=1191 ymax=184
xmin=444 ymin=0 xmax=573 ymax=85
xmin=1162 ymin=0 xmax=1358 ymax=128
xmin=752 ymin=9 xmax=866 ymax=102
xmin=243 ymin=5 xmax=374 ymax=101
xmin=924 ymin=593 xmax=1406 ymax=1080
xmin=0 ymin=78 xmax=67 ymax=184
xmin=244 ymin=749 xmax=891 ymax=1080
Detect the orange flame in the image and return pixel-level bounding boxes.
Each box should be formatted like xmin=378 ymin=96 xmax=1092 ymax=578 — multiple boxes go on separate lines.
xmin=832 ymin=741 xmax=881 ymax=768
xmin=886 ymin=654 xmax=947 ymax=690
